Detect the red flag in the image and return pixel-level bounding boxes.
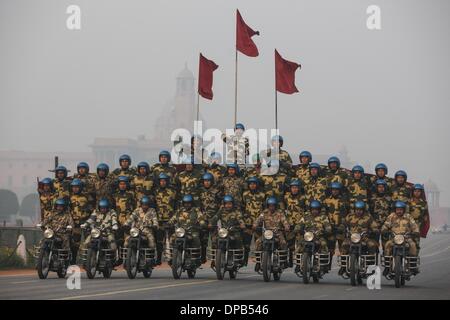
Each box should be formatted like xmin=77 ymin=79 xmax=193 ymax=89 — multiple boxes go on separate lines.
xmin=275 ymin=49 xmax=301 ymax=94
xmin=236 ymin=9 xmax=260 ymax=57
xmin=198 ymin=53 xmax=219 ymax=100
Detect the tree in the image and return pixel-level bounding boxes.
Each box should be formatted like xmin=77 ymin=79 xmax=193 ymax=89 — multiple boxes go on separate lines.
xmin=0 ymin=190 xmax=19 ymax=220
xmin=19 ymin=193 xmax=40 ymax=222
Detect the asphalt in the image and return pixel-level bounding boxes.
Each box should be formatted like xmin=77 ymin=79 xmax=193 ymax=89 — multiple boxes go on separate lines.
xmin=1 ymin=233 xmax=450 ymax=300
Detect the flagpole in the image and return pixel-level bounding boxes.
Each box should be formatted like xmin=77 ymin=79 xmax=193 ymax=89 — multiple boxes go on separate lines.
xmin=275 ymin=90 xmax=278 ymax=130
xmin=196 ymin=92 xmax=200 ymax=133
xmin=234 ymin=48 xmax=238 ymax=128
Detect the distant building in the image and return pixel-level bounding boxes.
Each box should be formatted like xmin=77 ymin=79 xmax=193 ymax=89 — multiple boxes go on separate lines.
xmin=424 ymin=179 xmax=449 ymax=227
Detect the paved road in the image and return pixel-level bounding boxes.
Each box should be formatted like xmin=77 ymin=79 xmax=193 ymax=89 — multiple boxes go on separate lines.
xmin=1 ymin=233 xmax=450 ymax=300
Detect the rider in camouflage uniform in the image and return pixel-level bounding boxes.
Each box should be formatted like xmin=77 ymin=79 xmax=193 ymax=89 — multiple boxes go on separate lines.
xmin=382 ymin=201 xmax=420 ymax=275
xmin=391 ymin=170 xmax=413 ymax=203
xmin=151 ymin=150 xmax=178 ymax=187
xmin=370 ymin=163 xmax=394 ymax=194
xmin=292 ymin=151 xmax=312 ymax=183
xmin=133 ymin=161 xmax=154 ymax=203
xmin=222 ymin=123 xmax=249 ymax=167
xmin=370 ymin=179 xmax=393 ymax=249
xmin=347 ymin=165 xmax=370 ymax=205
xmin=175 ymin=157 xmax=202 ymax=206
xmin=154 ymin=172 xmax=178 ymax=264
xmin=339 ymin=200 xmax=380 ymax=275
xmin=39 ymin=198 xmax=74 ymax=249
xmin=261 ymin=135 xmax=292 ymax=175
xmin=242 ymin=177 xmax=266 ymax=265
xmin=123 ymin=196 xmax=158 ymax=249
xmin=260 ymin=159 xmax=288 ymax=208
xmin=73 ymin=162 xmax=96 ymax=206
xmin=205 ymin=152 xmax=226 ymax=187
xmin=325 ymin=156 xmax=349 ymax=190
xmin=408 ymin=184 xmax=428 ymax=253
xmin=52 ymin=165 xmax=71 ymax=200
xmin=111 ymin=154 xmax=137 ymax=188
xmin=69 ymin=178 xmax=93 ymax=264
xmin=222 ymin=163 xmax=245 ymax=209
xmin=38 ymin=178 xmax=56 ymax=220
xmin=304 ymin=162 xmax=328 ymax=205
xmin=92 ymin=163 xmax=114 ymax=208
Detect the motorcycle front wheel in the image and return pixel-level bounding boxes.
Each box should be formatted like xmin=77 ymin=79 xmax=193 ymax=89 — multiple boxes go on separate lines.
xmin=302 ymin=252 xmax=310 ymax=284
xmin=262 ymin=251 xmax=272 ymax=282
xmin=37 ymin=249 xmax=50 ymax=279
xmin=215 ymin=248 xmax=226 ymax=280
xmin=394 ymin=255 xmax=403 ymax=288
xmin=350 ymin=254 xmax=358 ymax=286
xmin=86 ymin=248 xmax=98 ymax=279
xmin=126 ymin=246 xmax=138 ymax=279
xmin=171 ymin=249 xmax=183 ymax=279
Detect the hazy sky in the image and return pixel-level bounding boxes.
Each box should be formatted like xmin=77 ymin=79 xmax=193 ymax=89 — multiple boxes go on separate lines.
xmin=1 ymin=0 xmax=449 ymax=204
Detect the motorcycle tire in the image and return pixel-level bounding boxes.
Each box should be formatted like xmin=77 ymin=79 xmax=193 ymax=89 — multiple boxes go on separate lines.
xmin=350 ymin=254 xmax=358 ymax=287
xmin=37 ymin=249 xmax=50 ymax=279
xmin=395 ymin=255 xmax=402 ymax=288
xmin=86 ymin=248 xmax=98 ymax=279
xmin=126 ymin=247 xmax=138 ymax=279
xmin=262 ymin=251 xmax=272 ymax=282
xmin=215 ymin=248 xmax=226 ymax=280
xmin=302 ymin=252 xmax=310 ymax=284
xmin=171 ymin=249 xmax=183 ymax=279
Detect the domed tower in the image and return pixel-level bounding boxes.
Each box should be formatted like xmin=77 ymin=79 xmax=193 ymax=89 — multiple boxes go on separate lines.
xmin=425 ymin=179 xmax=440 ymax=209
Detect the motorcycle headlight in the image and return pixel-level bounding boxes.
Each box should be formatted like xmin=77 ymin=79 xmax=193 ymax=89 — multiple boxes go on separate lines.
xmin=218 ymin=228 xmax=228 ymax=239
xmin=351 ymin=233 xmax=361 ymax=244
xmin=394 ymin=234 xmax=405 ymax=245
xmin=91 ymin=228 xmax=101 ymax=239
xmin=263 ymin=230 xmax=274 ymax=240
xmin=175 ymin=227 xmax=185 ymax=238
xmin=304 ymin=231 xmax=314 ymax=242
xmin=130 ymin=227 xmax=140 ymax=238
xmin=44 ymin=229 xmax=54 ymax=239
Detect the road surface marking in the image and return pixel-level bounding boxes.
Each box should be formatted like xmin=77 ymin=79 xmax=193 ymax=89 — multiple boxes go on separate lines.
xmin=313 ymin=294 xmax=329 ymax=299
xmin=54 ymin=279 xmax=218 ymax=300
xmin=10 ymin=280 xmax=39 ymax=284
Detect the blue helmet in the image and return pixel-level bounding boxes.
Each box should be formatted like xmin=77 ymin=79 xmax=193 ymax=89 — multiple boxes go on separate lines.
xmin=395 ymin=170 xmax=407 ymax=180
xmin=182 ymin=194 xmax=193 ymax=203
xmin=330 ymin=182 xmax=343 ymax=190
xmin=375 ymin=163 xmax=388 ymax=175
xmin=266 ymin=196 xmax=278 ymax=206
xmin=119 ymin=154 xmax=131 ymax=164
xmin=310 ymin=200 xmax=322 ymax=209
xmin=159 ymin=150 xmax=171 ymax=162
xmin=210 ymin=152 xmax=222 ymax=160
xmin=55 ymin=198 xmax=67 ymax=208
xmin=328 ymin=156 xmax=341 ymax=168
xmin=247 ymin=176 xmax=259 ymax=185
xmin=413 ymin=184 xmax=424 ymax=191
xmin=98 ymin=199 xmax=110 ymax=209
xmin=77 ymin=162 xmax=89 ymax=172
xmin=96 ymin=163 xmax=109 ymax=175
xmin=117 ymin=176 xmax=129 ymax=185
xmin=137 ymin=161 xmax=150 ymax=173
xmin=41 ymin=178 xmax=52 ymax=185
xmin=354 ymin=201 xmax=366 ymax=210
xmin=289 ymin=179 xmax=302 ymax=187
xmin=395 ymin=201 xmax=407 ymax=209
xmin=272 ymin=135 xmax=283 ymax=146
xmin=309 ymin=162 xmax=321 ymax=171
xmin=375 ymin=179 xmax=388 ymax=187
xmin=55 ymin=166 xmax=68 ymax=178
xmin=235 ymin=123 xmax=245 ymax=131
xmin=70 ymin=178 xmax=83 ymax=191
xmin=299 ymin=151 xmax=312 ymax=160
xmin=352 ymin=165 xmax=364 ymax=174
xmin=223 ymin=195 xmax=234 ymax=203
xmin=140 ymin=196 xmax=151 ymax=206
xmin=202 ymin=172 xmax=214 ymax=182
xmin=158 ymin=173 xmax=170 ymax=181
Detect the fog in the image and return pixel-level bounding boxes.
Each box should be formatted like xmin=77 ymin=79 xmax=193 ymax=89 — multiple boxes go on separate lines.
xmin=1 ymin=0 xmax=449 ymax=205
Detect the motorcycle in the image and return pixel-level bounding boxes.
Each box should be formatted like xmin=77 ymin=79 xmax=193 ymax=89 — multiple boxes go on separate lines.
xmin=80 ymin=227 xmax=117 ymax=279
xmin=122 ymin=227 xmax=157 ymax=279
xmin=338 ymin=231 xmax=378 ymax=286
xmin=170 ymin=226 xmax=202 ymax=279
xmin=381 ymin=232 xmax=420 ymax=288
xmin=35 ymin=224 xmax=72 ymax=279
xmin=293 ymin=231 xmax=330 ymax=284
xmin=254 ymin=227 xmax=289 ymax=282
xmin=208 ymin=226 xmax=244 ymax=280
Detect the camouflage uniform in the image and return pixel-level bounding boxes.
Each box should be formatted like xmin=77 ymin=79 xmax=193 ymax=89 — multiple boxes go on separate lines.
xmin=382 ymin=213 xmax=419 ymax=256
xmin=175 ymin=169 xmax=202 ymax=205
xmin=292 ymin=164 xmax=310 ymax=183
xmin=73 ymin=173 xmax=96 ymax=206
xmin=41 ymin=210 xmax=74 ymax=248
xmin=408 ymin=197 xmax=428 ymax=236
xmin=369 ymin=192 xmax=393 ymax=249
xmin=253 ymin=209 xmax=290 ymax=251
xmin=304 ymin=176 xmax=328 ymax=205
xmin=261 ymin=173 xmax=288 ymax=208
xmin=209 ymin=207 xmax=245 ymax=249
xmin=169 ymin=206 xmax=207 ymax=248
xmin=198 ymin=185 xmax=222 ymax=257
xmin=369 ymin=176 xmax=394 ymax=195
xmin=151 ymin=163 xmax=177 ymax=187
xmin=222 ymin=175 xmax=245 ymax=209
xmin=391 ymin=183 xmax=413 ymax=203
xmin=38 ymin=191 xmax=56 ymax=220
xmin=124 ymin=207 xmax=158 ymax=248
xmin=294 ymin=212 xmax=332 ymax=253
xmin=111 ymin=167 xmax=137 ymax=188
xmin=325 ymin=168 xmax=349 ymax=188
xmin=69 ymin=192 xmax=93 ymax=258
xmin=324 ymin=194 xmax=349 ymax=255
xmin=52 ymin=178 xmax=71 ymax=200
xmin=283 ymin=191 xmax=306 ymax=255
xmin=154 ymin=185 xmax=177 ymax=261
xmin=83 ymin=208 xmax=118 ymax=251
xmin=261 ymin=148 xmax=293 ymax=175
xmin=206 ymin=164 xmax=226 ymax=187
xmin=341 ymin=212 xmax=380 ymax=255
xmin=223 ymin=134 xmax=249 ymax=165
xmin=347 ymin=176 xmax=370 ymax=205
xmin=133 ymin=174 xmax=154 ymax=203
xmin=113 ymin=190 xmax=136 ymax=226
xmin=242 ymin=189 xmax=266 ymax=257
xmin=242 ymin=166 xmax=262 ymax=188
xmin=92 ymin=174 xmax=114 ymax=207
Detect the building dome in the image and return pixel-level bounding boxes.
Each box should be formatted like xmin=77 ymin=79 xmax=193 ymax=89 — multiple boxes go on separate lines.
xmin=177 ymin=63 xmax=194 ymax=79
xmin=425 ymin=179 xmax=439 ymax=192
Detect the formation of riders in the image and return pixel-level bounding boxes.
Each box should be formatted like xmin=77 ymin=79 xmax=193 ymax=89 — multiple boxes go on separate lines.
xmin=37 ymin=126 xmax=428 ymax=283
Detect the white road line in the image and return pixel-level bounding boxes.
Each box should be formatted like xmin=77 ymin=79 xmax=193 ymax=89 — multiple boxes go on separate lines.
xmin=313 ymin=294 xmax=329 ymax=299
xmin=10 ymin=280 xmax=39 ymax=284
xmin=54 ymin=279 xmax=218 ymax=300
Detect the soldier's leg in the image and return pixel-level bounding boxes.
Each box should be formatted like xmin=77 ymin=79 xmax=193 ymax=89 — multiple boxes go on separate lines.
xmin=338 ymin=239 xmax=351 ymax=275
xmin=407 ymin=239 xmax=418 ymax=257
xmin=155 ymin=226 xmax=164 ymax=264
xmin=242 ymin=228 xmax=252 ymax=266
xmin=254 ymin=237 xmax=263 ymax=272
xmin=383 ymin=240 xmax=394 ymax=276
xmin=200 ymin=229 xmax=208 ymax=264
xmin=366 ymin=239 xmax=378 ymax=255
xmin=71 ymin=227 xmax=82 ymax=264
